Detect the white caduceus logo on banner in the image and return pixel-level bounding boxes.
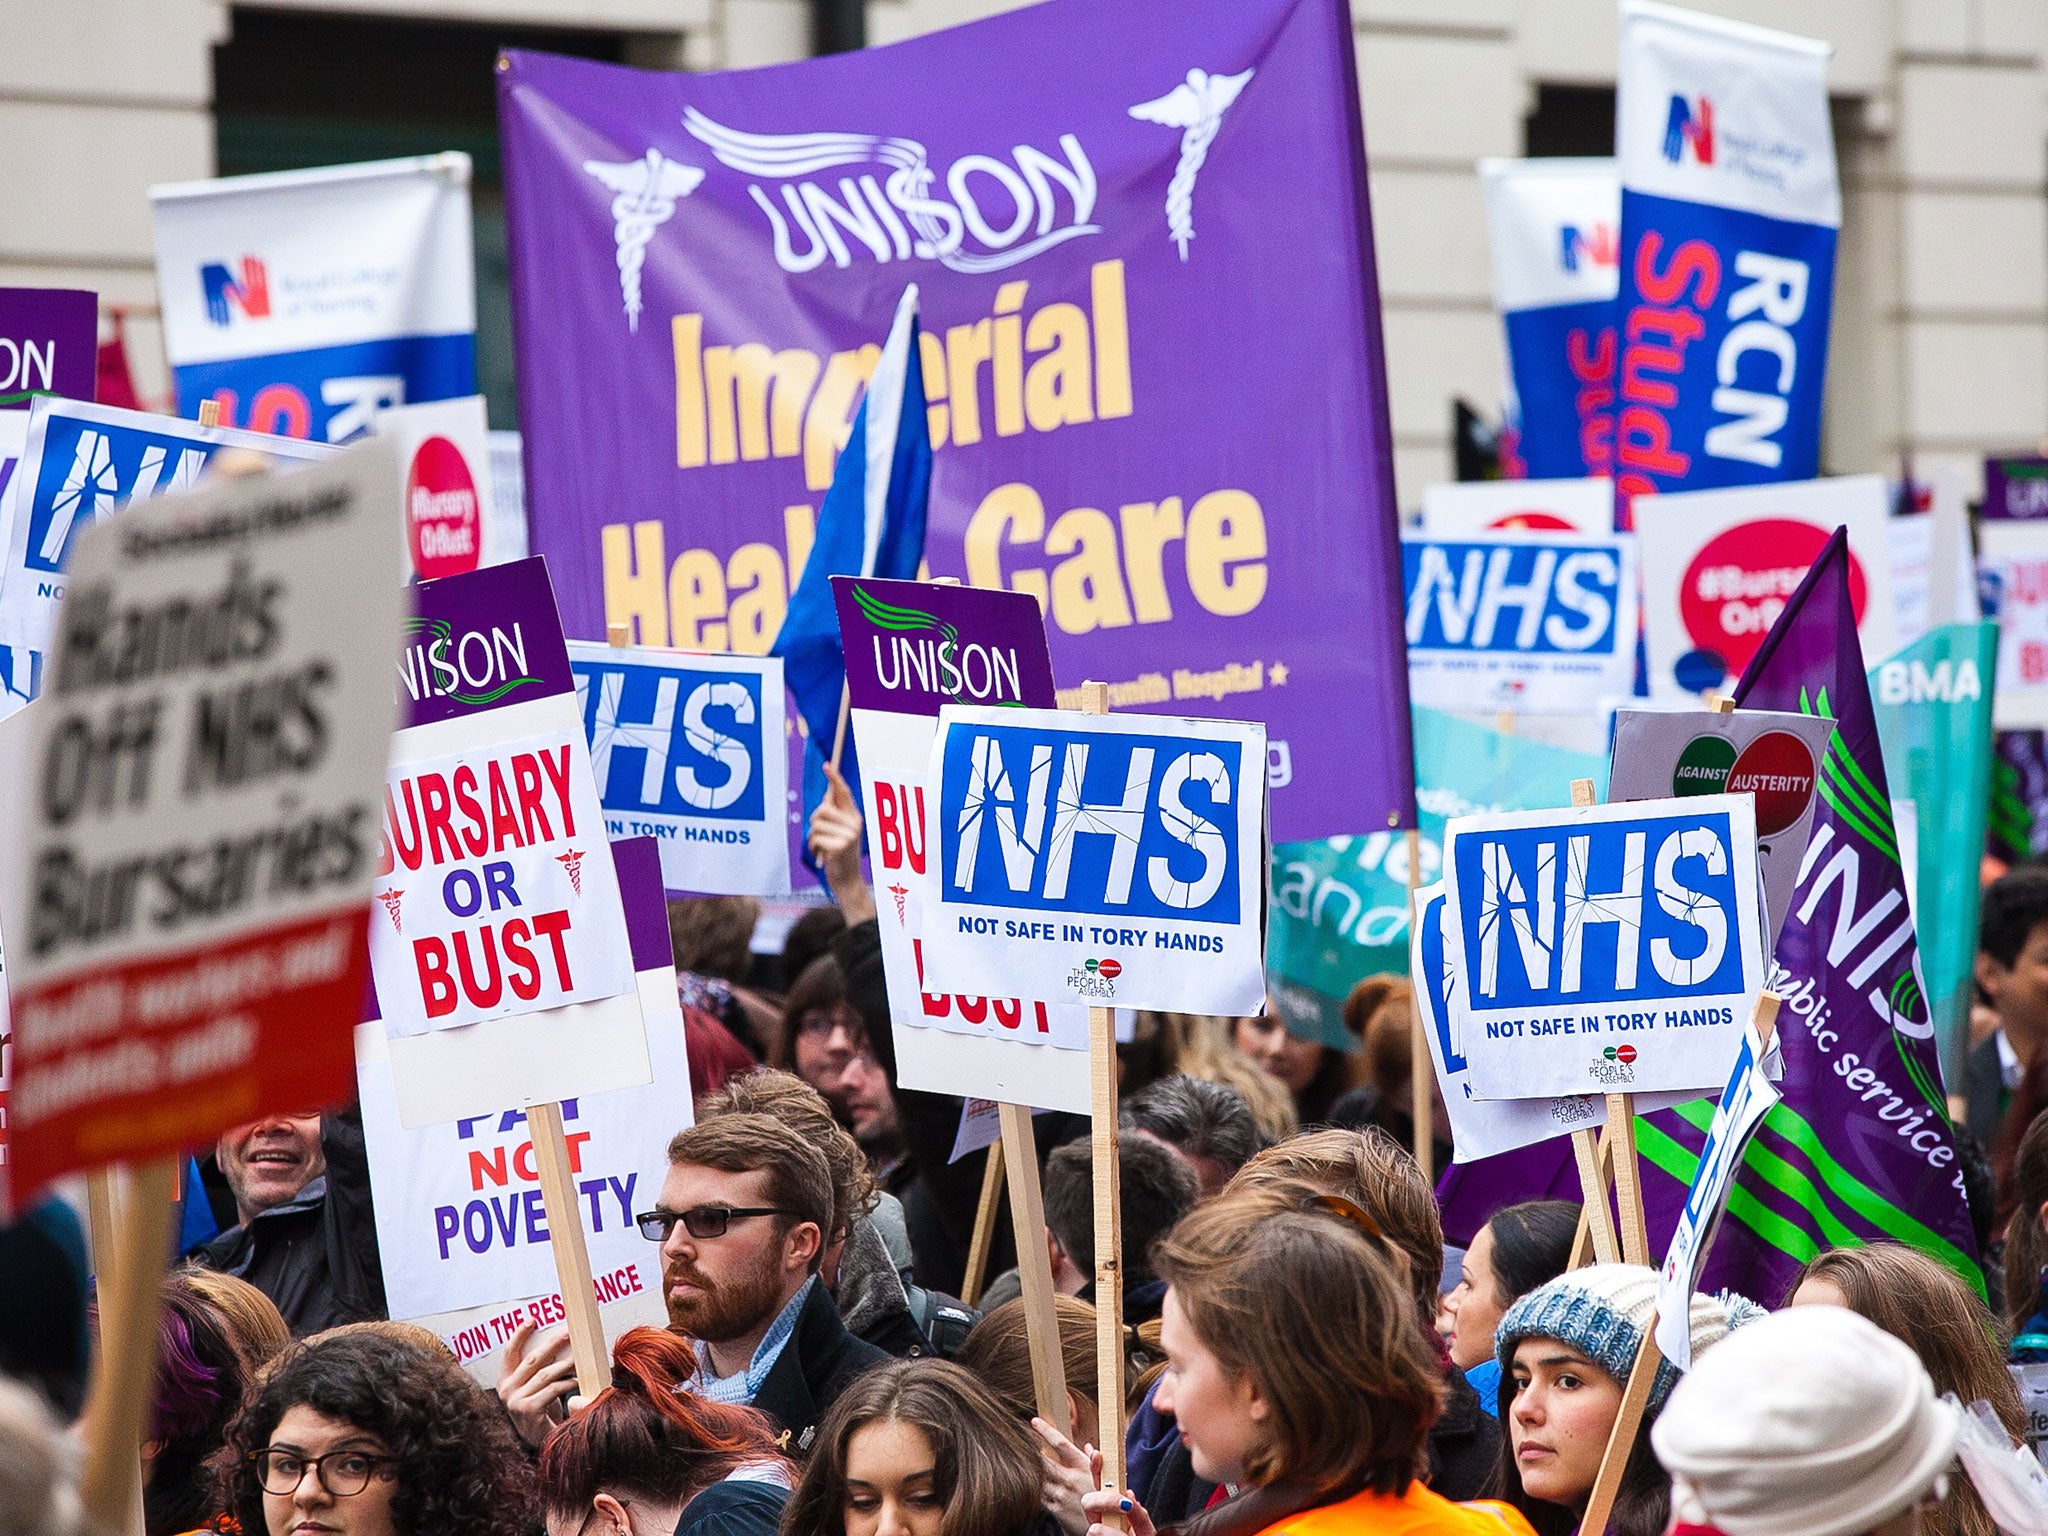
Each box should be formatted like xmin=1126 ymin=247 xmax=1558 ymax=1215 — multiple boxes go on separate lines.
xmin=583 ymin=149 xmax=706 ymax=331
xmin=1128 ymin=67 xmax=1255 ymax=261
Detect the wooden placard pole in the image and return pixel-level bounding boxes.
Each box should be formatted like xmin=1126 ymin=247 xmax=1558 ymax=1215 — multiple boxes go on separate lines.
xmin=1580 ymin=991 xmax=1780 ymax=1536
xmin=196 ymin=398 xmax=221 ymax=428
xmin=527 ymin=1101 xmax=610 ymax=1401
xmin=1078 ymin=680 xmax=1129 ymax=1515
xmin=1565 ymin=778 xmax=1627 ymax=1267
xmin=997 ymin=1103 xmax=1071 ymax=1435
xmin=961 ymin=1137 xmax=1006 ymax=1308
xmin=1405 ymin=827 xmax=1431 ymax=1183
xmin=79 ymin=1155 xmax=180 ymax=1536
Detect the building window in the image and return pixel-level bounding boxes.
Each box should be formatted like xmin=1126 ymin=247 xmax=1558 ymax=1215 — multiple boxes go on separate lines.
xmin=1524 ymin=85 xmax=1616 ymax=158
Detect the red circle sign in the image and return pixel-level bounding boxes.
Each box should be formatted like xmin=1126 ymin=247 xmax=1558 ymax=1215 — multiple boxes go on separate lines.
xmin=1486 ymin=511 xmax=1578 ymax=532
xmin=1678 ymin=519 xmax=1867 ymax=679
xmin=1726 ymin=730 xmax=1819 ymax=836
xmin=1097 ymin=958 xmax=1123 ymax=980
xmin=407 ymin=435 xmax=482 ymax=579
xmin=1615 ymin=1044 xmax=1637 ymax=1065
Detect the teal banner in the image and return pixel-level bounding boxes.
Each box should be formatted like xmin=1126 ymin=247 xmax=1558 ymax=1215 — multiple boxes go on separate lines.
xmin=1868 ymin=622 xmax=1999 ymax=1093
xmin=1265 ymin=708 xmax=1608 ymax=1048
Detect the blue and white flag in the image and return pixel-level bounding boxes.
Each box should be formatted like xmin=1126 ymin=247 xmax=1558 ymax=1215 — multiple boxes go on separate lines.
xmin=0 ymin=397 xmax=332 ymax=655
xmin=772 ymin=284 xmax=932 ymax=862
xmin=1479 ymin=158 xmax=1619 ymax=481
xmin=1610 ymin=3 xmax=1837 ymax=517
xmin=150 ymin=155 xmax=477 ymax=442
xmin=566 ymin=642 xmax=792 ymax=896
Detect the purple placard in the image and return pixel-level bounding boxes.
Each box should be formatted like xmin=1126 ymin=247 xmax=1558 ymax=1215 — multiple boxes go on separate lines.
xmin=1984 ymin=458 xmax=2048 ymax=521
xmin=611 ymin=834 xmax=677 ymax=972
xmin=400 ymin=556 xmax=575 ymax=729
xmin=833 ymin=576 xmax=1057 ymax=716
xmin=496 ymin=0 xmax=1415 ymax=842
xmin=0 ymin=288 xmax=97 ymax=410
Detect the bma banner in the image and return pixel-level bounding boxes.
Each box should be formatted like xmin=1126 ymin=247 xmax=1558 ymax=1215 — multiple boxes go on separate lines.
xmin=1402 ymin=530 xmax=1638 ymax=715
xmin=359 ymin=837 xmax=683 ymax=1359
xmin=497 ymin=0 xmax=1414 ymax=845
xmin=565 ymin=641 xmax=791 ymax=896
xmin=150 ymin=155 xmax=477 ymax=442
xmin=1869 ymin=623 xmax=1998 ymax=1090
xmin=1478 ymin=159 xmax=1619 ymax=481
xmin=1420 ymin=477 xmax=1615 ymax=537
xmin=1 ymin=446 xmax=404 ymax=1205
xmin=923 ymin=705 xmax=1266 ymax=1014
xmin=1443 ymin=794 xmax=1766 ymax=1101
xmin=835 ymin=576 xmax=1090 ymax=1113
xmin=1267 ymin=708 xmax=1607 ymax=1049
xmin=1611 ymin=3 xmax=1838 ymax=514
xmin=1635 ymin=476 xmax=1894 ymax=699
xmin=0 ymin=398 xmax=332 ymax=657
xmin=371 ymin=558 xmax=635 ymax=1042
xmin=1607 ymin=706 xmax=1835 ymax=943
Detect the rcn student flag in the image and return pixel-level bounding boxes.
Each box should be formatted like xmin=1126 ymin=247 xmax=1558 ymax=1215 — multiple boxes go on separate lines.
xmin=1441 ymin=530 xmax=1981 ymax=1304
xmin=496 ymin=0 xmax=1416 ymax=845
xmin=1610 ymin=3 xmax=1838 ymax=516
xmin=1478 ymin=159 xmax=1619 ymax=482
xmin=150 ymin=156 xmax=477 ymax=441
xmin=772 ymin=285 xmax=930 ymax=862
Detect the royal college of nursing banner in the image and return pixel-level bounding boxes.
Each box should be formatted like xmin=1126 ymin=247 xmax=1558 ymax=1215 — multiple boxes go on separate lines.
xmin=1611 ymin=2 xmax=1838 ymax=518
xmin=1478 ymin=159 xmax=1619 ymax=483
xmin=496 ymin=0 xmax=1414 ymax=844
xmin=151 ymin=156 xmax=478 ymax=443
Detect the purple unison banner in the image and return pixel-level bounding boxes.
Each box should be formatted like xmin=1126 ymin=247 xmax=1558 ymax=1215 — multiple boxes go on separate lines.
xmin=496 ymin=0 xmax=1414 ymax=844
xmin=0 ymin=289 xmax=97 ymax=411
xmin=400 ymin=555 xmax=577 ymax=729
xmin=834 ymin=575 xmax=1057 ymax=716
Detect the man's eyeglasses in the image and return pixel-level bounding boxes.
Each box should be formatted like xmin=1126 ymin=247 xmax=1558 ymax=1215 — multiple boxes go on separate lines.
xmin=251 ymin=1448 xmax=391 ymax=1498
xmin=635 ymin=1204 xmax=794 ymax=1242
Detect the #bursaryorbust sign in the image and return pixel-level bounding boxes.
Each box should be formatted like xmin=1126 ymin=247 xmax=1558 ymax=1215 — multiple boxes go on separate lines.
xmin=920 ymin=705 xmax=1266 ymax=1015
xmin=1443 ymin=794 xmax=1765 ymax=1101
xmin=2 ymin=444 xmax=404 ymax=1205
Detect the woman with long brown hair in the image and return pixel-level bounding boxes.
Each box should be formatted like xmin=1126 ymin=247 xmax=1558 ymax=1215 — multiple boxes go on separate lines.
xmin=1789 ymin=1243 xmax=2023 ymax=1536
xmin=538 ymin=1326 xmax=792 ymax=1536
xmin=782 ymin=1358 xmax=1053 ymax=1536
xmin=2006 ymin=1111 xmax=2048 ymax=1355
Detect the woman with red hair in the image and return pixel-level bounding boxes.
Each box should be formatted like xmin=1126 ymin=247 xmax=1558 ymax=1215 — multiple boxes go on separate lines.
xmin=539 ymin=1327 xmax=795 ymax=1536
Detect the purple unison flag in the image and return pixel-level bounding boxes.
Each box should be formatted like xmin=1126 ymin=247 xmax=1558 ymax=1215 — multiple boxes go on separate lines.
xmin=0 ymin=289 xmax=97 ymax=410
xmin=1444 ymin=530 xmax=1980 ymax=1302
xmin=496 ymin=0 xmax=1413 ymax=844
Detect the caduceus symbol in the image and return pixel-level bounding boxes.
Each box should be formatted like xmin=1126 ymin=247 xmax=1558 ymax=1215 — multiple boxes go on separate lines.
xmin=582 ymin=149 xmax=706 ymax=332
xmin=1128 ymin=67 xmax=1256 ymax=261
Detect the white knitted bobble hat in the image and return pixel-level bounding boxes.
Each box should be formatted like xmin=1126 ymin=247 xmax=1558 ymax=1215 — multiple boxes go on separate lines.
xmin=1651 ymin=1305 xmax=1960 ymax=1536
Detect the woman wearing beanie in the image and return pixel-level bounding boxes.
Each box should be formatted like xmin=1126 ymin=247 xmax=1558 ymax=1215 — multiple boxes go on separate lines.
xmin=1490 ymin=1264 xmax=1763 ymax=1536
xmin=1651 ymin=1306 xmax=1959 ymax=1536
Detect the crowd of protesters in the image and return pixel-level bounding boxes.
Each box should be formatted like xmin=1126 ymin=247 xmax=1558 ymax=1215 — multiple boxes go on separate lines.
xmin=6 ymin=782 xmax=2048 ymax=1536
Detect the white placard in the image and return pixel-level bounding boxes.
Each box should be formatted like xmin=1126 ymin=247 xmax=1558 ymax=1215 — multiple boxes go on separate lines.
xmin=1634 ymin=476 xmax=1896 ymax=700
xmin=1980 ymin=519 xmax=2048 ymax=729
xmin=1443 ymin=794 xmax=1766 ymax=1101
xmin=372 ymin=396 xmax=499 ymax=582
xmin=1420 ymin=478 xmax=1615 ymax=537
xmin=921 ymin=706 xmax=1268 ymax=1016
xmin=1403 ymin=529 xmax=1640 ymax=716
xmin=565 ymin=642 xmax=791 ymax=896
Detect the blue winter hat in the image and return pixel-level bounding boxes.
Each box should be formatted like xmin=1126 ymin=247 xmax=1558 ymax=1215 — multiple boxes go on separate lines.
xmin=1493 ymin=1262 xmax=1765 ymax=1411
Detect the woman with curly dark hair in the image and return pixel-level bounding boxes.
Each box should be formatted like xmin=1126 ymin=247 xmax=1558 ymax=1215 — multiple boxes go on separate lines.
xmin=216 ymin=1329 xmax=533 ymax=1536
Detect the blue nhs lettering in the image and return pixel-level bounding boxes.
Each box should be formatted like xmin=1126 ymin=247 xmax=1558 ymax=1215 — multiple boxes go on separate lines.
xmin=1454 ymin=812 xmax=1740 ymax=1009
xmin=1402 ymin=541 xmax=1621 ymax=655
xmin=24 ymin=418 xmax=216 ymax=578
xmin=942 ymin=724 xmax=1239 ymax=923
xmin=572 ymin=660 xmax=766 ymax=821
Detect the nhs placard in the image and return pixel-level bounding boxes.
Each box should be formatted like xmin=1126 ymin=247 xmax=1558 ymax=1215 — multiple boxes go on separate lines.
xmin=1403 ymin=530 xmax=1639 ymax=715
xmin=1443 ymin=794 xmax=1764 ymax=1101
xmin=566 ymin=643 xmax=790 ymax=897
xmin=922 ymin=708 xmax=1267 ymax=1016
xmin=0 ymin=397 xmax=332 ymax=655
